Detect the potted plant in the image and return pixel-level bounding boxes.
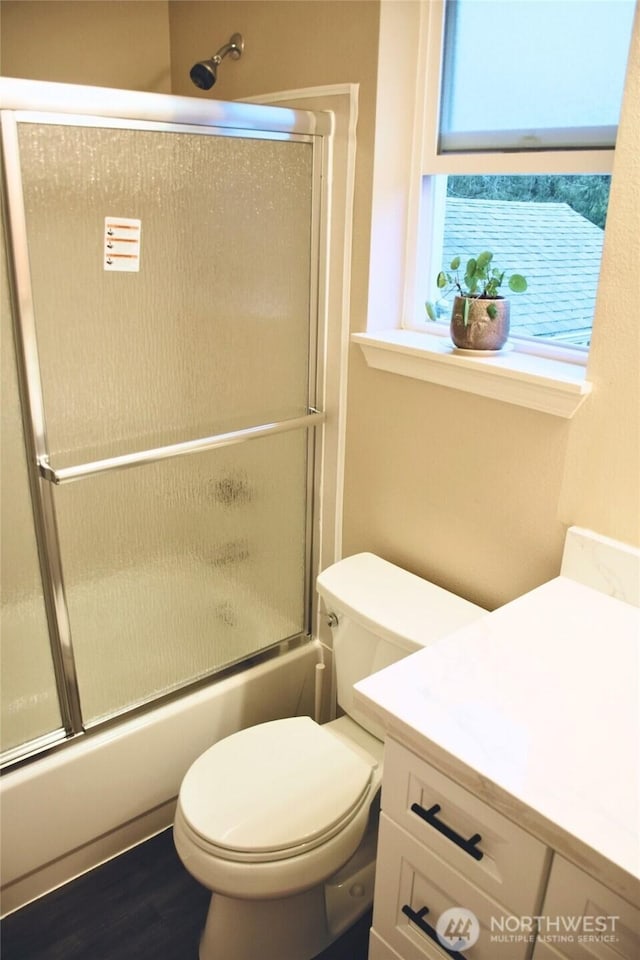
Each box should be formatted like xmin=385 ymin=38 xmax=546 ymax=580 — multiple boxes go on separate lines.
xmin=426 ymin=251 xmax=527 ymax=351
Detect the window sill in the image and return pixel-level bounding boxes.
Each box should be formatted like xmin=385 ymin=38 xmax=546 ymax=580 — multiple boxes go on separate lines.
xmin=352 ymin=329 xmax=592 ymax=418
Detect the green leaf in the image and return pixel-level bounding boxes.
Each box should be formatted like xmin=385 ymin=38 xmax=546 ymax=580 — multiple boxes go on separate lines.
xmin=425 ymin=301 xmax=437 ymax=321
xmin=436 ymin=271 xmax=447 ymax=289
xmin=450 ymin=256 xmax=461 ymax=270
xmin=509 ymin=274 xmax=528 ymax=293
xmin=476 ymin=250 xmax=493 ymax=269
xmin=465 ymin=258 xmax=477 ymax=278
xmin=486 ymin=303 xmax=497 ymax=320
xmin=463 ymin=297 xmax=470 ymax=326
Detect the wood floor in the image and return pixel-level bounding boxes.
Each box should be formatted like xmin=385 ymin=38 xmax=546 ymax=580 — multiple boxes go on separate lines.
xmin=1 ymin=829 xmax=372 ymax=960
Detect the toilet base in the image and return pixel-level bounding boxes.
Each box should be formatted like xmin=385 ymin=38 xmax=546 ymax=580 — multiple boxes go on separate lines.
xmin=200 ymin=885 xmax=329 ymax=960
xmin=198 ymin=818 xmax=378 ymax=960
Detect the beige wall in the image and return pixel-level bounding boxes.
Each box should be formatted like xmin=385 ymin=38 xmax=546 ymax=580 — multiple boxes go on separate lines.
xmin=168 ymin=0 xmax=378 ymax=100
xmin=2 ymin=0 xmax=638 ymax=612
xmin=558 ymin=11 xmax=640 ymax=546
xmin=0 ymin=1 xmax=171 ymax=92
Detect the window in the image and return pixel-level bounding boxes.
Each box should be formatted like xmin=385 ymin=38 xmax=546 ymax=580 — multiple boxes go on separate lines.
xmin=409 ymin=0 xmax=636 ymax=353
xmin=439 ymin=0 xmax=633 ymax=153
xmin=428 ymin=173 xmax=611 ymax=348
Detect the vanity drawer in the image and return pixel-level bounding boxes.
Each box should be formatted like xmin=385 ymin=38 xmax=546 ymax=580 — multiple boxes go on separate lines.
xmin=538 ymin=855 xmax=640 ymax=959
xmin=383 ymin=738 xmax=548 ymax=916
xmin=373 ymin=813 xmax=535 ymax=960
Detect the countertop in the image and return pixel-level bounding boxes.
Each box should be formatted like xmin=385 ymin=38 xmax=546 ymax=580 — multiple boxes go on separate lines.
xmin=354 ymin=576 xmax=640 ymax=904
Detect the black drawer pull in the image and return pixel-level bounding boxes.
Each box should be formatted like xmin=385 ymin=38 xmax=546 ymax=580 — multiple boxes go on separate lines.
xmin=411 ymin=802 xmax=483 ymax=861
xmin=402 ymin=904 xmax=469 ymax=959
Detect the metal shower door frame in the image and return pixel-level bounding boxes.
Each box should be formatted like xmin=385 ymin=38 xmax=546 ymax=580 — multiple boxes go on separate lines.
xmin=0 ymin=79 xmax=331 ymax=768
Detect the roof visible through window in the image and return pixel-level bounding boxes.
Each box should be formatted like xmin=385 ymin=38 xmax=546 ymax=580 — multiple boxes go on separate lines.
xmin=432 ymin=177 xmax=610 ymax=347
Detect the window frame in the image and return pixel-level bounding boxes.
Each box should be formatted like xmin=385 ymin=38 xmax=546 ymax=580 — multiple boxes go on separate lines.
xmin=402 ymin=0 xmax=616 ymax=363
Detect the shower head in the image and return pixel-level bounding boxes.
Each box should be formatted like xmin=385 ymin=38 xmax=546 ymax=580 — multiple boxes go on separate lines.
xmin=190 ymin=33 xmax=244 ymax=90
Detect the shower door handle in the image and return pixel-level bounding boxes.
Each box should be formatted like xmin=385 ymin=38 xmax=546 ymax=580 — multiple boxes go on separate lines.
xmin=38 ymin=409 xmax=326 ymax=485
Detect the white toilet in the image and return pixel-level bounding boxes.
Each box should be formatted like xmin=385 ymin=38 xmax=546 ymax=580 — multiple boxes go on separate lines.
xmin=173 ymin=552 xmax=485 ymax=960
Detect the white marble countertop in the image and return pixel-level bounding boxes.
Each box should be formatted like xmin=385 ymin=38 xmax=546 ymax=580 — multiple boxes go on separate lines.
xmin=354 ymin=576 xmax=640 ymax=904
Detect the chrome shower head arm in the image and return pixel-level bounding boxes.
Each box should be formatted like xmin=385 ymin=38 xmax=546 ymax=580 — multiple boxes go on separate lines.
xmin=212 ymin=33 xmax=244 ymax=64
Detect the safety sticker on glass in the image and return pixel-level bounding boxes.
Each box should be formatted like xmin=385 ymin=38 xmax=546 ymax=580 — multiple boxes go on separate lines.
xmin=104 ymin=217 xmax=141 ymax=272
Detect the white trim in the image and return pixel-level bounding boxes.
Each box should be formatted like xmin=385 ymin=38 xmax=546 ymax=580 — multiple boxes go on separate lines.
xmin=421 ymin=0 xmax=446 ymax=172
xmin=401 ymin=0 xmax=439 ymax=327
xmin=423 ymin=148 xmax=615 ymax=176
xmin=439 ymin=127 xmax=618 ymax=155
xmin=368 ymin=3 xmax=425 ymax=333
xmin=420 ymin=321 xmax=589 ymax=367
xmin=0 ymin=76 xmax=331 ymax=136
xmin=352 ymin=329 xmax=591 ymax=419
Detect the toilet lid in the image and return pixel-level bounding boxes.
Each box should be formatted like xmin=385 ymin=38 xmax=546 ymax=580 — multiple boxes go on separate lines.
xmin=178 ymin=717 xmax=373 ymax=859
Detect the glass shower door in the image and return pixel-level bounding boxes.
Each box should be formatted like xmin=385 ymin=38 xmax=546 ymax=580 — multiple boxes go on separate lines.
xmin=51 ymin=431 xmax=309 ymax=722
xmin=9 ymin=116 xmax=320 ymax=726
xmin=1 ymin=231 xmax=63 ymax=753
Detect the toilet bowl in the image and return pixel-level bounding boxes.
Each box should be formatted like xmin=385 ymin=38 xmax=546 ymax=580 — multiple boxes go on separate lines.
xmin=174 ymin=715 xmax=381 ymax=900
xmin=173 ymin=552 xmax=486 ymax=960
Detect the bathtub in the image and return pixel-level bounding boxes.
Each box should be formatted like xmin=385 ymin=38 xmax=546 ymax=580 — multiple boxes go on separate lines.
xmin=0 ymin=639 xmax=321 ymax=915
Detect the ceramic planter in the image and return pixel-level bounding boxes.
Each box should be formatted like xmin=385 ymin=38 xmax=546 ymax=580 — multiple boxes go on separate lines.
xmin=450 ymin=295 xmax=510 ymax=351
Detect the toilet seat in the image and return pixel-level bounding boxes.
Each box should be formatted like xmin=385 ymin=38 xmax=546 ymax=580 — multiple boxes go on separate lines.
xmin=178 ymin=717 xmax=374 ymax=864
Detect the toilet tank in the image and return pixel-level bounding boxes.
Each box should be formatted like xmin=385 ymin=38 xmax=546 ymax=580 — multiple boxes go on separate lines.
xmin=317 ymin=553 xmax=486 ymax=736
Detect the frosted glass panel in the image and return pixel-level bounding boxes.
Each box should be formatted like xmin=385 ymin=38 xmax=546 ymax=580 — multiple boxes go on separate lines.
xmin=440 ymin=0 xmax=635 ymax=151
xmin=5 ymin=115 xmax=317 ymax=740
xmin=53 ymin=431 xmax=308 ymax=724
xmin=17 ymin=122 xmax=314 ymax=465
xmin=1 ymin=232 xmax=62 ymax=751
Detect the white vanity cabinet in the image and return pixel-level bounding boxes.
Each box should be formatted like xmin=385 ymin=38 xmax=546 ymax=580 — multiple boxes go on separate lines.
xmin=354 ymin=572 xmax=640 ymax=960
xmin=382 ymin=740 xmax=549 ymax=916
xmin=530 ymin=856 xmax=640 ymax=960
xmin=369 ymin=737 xmax=640 ymax=960
xmin=370 ymin=737 xmax=549 ymax=960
